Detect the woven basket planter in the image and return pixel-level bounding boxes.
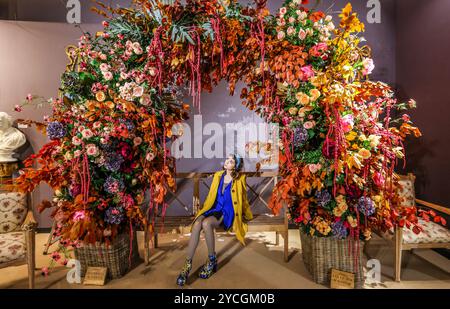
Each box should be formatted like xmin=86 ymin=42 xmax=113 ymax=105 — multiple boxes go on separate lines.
xmin=74 ymin=231 xmax=139 ymax=279
xmin=300 ymin=228 xmax=365 ymax=288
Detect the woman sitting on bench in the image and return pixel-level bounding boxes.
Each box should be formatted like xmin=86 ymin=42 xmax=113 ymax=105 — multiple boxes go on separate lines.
xmin=176 ymin=153 xmax=253 ymax=286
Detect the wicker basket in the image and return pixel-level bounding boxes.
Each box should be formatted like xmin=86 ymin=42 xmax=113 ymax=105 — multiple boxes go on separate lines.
xmin=74 ymin=231 xmax=139 ymax=279
xmin=300 ymin=228 xmax=365 ymax=288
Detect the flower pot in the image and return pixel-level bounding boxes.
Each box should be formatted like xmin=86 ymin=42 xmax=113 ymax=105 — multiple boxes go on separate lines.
xmin=299 ymin=228 xmax=365 ymax=288
xmin=74 ymin=231 xmax=140 ymax=279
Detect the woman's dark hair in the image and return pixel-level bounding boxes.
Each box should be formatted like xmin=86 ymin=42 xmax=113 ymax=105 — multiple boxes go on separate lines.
xmin=223 ymin=153 xmax=244 ymax=179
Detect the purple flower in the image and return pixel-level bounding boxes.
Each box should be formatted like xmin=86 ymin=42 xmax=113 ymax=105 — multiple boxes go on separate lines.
xmin=69 ymin=183 xmax=81 ymax=198
xmin=104 ymin=206 xmax=125 ymax=225
xmin=315 ymin=190 xmax=331 ymax=207
xmin=120 ymin=119 xmax=135 ymax=131
xmin=47 ymin=121 xmax=66 ymax=140
xmin=104 ymin=152 xmax=124 ymax=172
xmin=293 ymin=126 xmax=308 ymax=148
xmin=104 ymin=175 xmax=124 ymax=195
xmin=332 ymin=221 xmax=348 ymax=239
xmin=357 ymin=196 xmax=375 ymax=216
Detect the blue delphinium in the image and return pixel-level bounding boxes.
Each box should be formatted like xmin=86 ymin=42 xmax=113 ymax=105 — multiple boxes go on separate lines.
xmin=103 ymin=175 xmax=124 ymax=195
xmin=46 ymin=121 xmax=66 ymax=140
xmin=293 ymin=126 xmax=308 ymax=148
xmin=357 ymin=196 xmax=376 ymax=216
xmin=104 ymin=152 xmax=124 ymax=172
xmin=332 ymin=221 xmax=348 ymax=239
xmin=315 ymin=190 xmax=332 ymax=207
xmin=104 ymin=206 xmax=125 ymax=225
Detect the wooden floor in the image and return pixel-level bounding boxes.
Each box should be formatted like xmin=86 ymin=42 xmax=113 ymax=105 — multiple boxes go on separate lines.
xmin=0 ymin=231 xmax=449 ymax=289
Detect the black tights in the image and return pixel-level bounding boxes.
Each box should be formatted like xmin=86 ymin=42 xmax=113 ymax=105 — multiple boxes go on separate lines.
xmin=186 ymin=215 xmax=223 ymax=259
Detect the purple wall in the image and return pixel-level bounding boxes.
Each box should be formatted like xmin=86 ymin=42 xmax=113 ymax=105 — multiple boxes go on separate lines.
xmin=396 ymin=0 xmax=450 ymax=208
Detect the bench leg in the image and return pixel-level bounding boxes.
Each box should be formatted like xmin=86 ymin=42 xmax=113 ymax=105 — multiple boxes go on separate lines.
xmin=284 ymin=231 xmax=289 ymax=262
xmin=144 ymin=225 xmax=150 ymax=265
xmin=154 ymin=232 xmax=158 ymax=249
xmin=394 ymin=227 xmax=403 ymax=282
xmin=275 ymin=232 xmax=280 ymax=246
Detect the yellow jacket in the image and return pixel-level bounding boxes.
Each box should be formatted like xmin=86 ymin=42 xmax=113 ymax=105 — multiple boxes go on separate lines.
xmin=191 ymin=170 xmax=253 ymax=245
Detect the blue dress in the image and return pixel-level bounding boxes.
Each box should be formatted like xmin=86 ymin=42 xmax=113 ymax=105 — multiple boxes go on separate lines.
xmin=203 ymin=172 xmax=235 ymax=230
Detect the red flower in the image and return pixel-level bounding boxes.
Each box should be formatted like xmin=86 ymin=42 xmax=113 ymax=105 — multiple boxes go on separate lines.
xmin=322 ymin=139 xmax=336 ymax=159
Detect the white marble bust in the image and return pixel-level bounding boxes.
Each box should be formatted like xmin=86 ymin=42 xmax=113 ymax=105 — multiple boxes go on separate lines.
xmin=0 ymin=112 xmax=27 ymax=162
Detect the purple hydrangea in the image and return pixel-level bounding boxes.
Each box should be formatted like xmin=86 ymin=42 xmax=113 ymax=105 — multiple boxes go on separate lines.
xmin=357 ymin=196 xmax=376 ymax=216
xmin=104 ymin=152 xmax=124 ymax=172
xmin=47 ymin=121 xmax=66 ymax=140
xmin=104 ymin=206 xmax=125 ymax=225
xmin=332 ymin=221 xmax=348 ymax=239
xmin=315 ymin=190 xmax=332 ymax=207
xmin=293 ymin=126 xmax=308 ymax=148
xmin=103 ymin=175 xmax=124 ymax=195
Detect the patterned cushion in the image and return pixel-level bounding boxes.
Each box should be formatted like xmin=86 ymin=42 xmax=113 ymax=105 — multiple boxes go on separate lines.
xmin=382 ymin=218 xmax=450 ymax=244
xmin=0 ymin=232 xmax=26 ymax=264
xmin=0 ymin=192 xmax=27 ymax=233
xmin=397 ymin=177 xmax=415 ymax=208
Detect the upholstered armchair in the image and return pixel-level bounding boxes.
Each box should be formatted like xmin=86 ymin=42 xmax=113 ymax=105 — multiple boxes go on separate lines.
xmin=376 ymin=174 xmax=450 ymax=282
xmin=0 ymin=190 xmax=37 ymax=288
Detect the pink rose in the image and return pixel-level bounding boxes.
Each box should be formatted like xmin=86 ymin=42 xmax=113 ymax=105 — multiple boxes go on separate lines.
xmin=277 ymin=31 xmax=286 ymax=40
xmin=308 ymin=163 xmax=322 ymax=174
xmin=298 ymin=29 xmax=307 ymax=40
xmin=86 ymin=144 xmax=99 ymax=157
xmin=279 ymin=7 xmax=287 ymax=15
xmin=133 ymin=137 xmax=142 ymax=146
xmin=287 ymin=26 xmax=296 ymax=36
xmin=303 ymin=121 xmax=315 ymax=129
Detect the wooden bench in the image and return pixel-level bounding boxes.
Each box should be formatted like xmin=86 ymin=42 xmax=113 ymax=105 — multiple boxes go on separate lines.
xmin=144 ymin=171 xmax=289 ymax=263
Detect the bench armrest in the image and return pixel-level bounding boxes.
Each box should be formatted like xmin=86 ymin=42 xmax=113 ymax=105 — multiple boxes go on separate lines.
xmin=415 ymin=198 xmax=450 ymax=216
xmin=21 ymin=210 xmax=38 ymax=231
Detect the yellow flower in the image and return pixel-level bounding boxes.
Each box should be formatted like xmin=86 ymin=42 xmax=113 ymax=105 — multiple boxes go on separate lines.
xmin=347 ymin=216 xmax=358 ymax=228
xmin=358 ymin=148 xmax=371 ymax=160
xmin=346 ymin=131 xmax=357 ymax=141
xmin=347 ymin=153 xmax=362 ymax=169
xmin=288 ymin=107 xmax=298 ymax=115
xmin=95 ymin=91 xmax=106 ymax=102
xmin=351 ymin=143 xmax=359 ymax=150
xmin=295 ymin=92 xmax=310 ymax=106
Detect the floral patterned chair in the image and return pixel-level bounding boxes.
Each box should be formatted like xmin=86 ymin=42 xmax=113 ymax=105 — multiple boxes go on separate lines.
xmin=0 ymin=189 xmax=37 ymax=288
xmin=380 ymin=173 xmax=450 ymax=282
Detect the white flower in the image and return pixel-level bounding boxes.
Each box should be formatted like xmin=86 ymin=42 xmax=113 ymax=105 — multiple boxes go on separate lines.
xmin=277 ymin=31 xmax=285 ymax=40
xmin=133 ymin=86 xmax=144 ymax=98
xmin=139 ymin=94 xmax=152 ymax=106
xmin=148 ymin=67 xmax=157 ymax=77
xmin=120 ymin=72 xmax=128 ymax=80
xmin=146 ymin=151 xmax=155 ymax=161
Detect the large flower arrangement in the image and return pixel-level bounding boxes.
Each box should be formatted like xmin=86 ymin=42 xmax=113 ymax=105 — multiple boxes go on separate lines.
xmin=266 ymin=1 xmax=440 ymax=241
xmin=15 ymin=0 xmax=436 ymax=266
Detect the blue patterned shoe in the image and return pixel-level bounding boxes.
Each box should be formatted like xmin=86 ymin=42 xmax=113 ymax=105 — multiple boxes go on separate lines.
xmin=198 ymin=253 xmax=218 ymax=279
xmin=176 ymin=258 xmax=192 ymax=286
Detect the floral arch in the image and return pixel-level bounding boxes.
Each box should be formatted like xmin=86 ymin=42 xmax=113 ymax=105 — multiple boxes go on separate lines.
xmin=15 ymin=0 xmax=431 ymax=258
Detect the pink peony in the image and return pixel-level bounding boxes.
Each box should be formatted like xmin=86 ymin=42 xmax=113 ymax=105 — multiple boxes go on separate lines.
xmin=301 ymin=65 xmax=315 ymax=80
xmin=73 ymin=210 xmax=86 ymax=222
xmin=362 ymin=58 xmax=375 ymax=75
xmin=341 ymin=114 xmax=354 ymax=133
